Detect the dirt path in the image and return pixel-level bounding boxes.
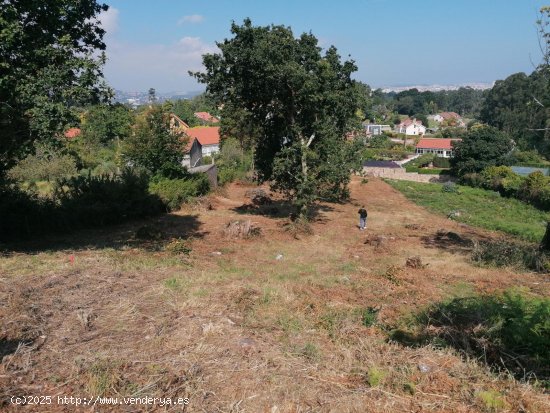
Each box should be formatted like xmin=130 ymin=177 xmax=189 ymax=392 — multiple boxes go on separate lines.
xmin=1 ymin=177 xmax=548 ymax=412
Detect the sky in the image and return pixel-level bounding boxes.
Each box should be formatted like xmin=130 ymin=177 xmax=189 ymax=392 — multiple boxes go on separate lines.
xmin=100 ymin=0 xmax=549 ymax=93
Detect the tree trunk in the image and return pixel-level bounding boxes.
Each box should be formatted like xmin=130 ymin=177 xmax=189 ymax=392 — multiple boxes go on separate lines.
xmin=540 ymin=221 xmax=550 ymax=251
xmin=298 ymin=135 xmax=309 ymax=218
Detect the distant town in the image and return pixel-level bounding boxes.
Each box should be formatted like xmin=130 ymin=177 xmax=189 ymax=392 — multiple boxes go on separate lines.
xmin=114 ymin=83 xmax=495 ymax=106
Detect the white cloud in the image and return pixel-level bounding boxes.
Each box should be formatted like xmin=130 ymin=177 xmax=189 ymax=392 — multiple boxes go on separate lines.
xmin=177 ymin=14 xmax=204 ymax=25
xmin=103 ymin=36 xmax=217 ymax=92
xmin=98 ymin=7 xmax=119 ymax=35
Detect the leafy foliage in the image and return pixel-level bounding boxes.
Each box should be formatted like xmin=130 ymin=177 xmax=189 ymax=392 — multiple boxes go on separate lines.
xmin=123 ymin=105 xmax=187 ymax=178
xmin=0 ymin=171 xmax=164 ymax=241
xmin=7 ymin=143 xmax=77 ymax=182
xmin=215 ymin=137 xmax=253 ymax=185
xmin=396 ymin=290 xmax=550 ymax=385
xmin=149 ymin=176 xmax=210 ymax=211
xmin=193 ymin=19 xmax=361 ymax=215
xmin=451 ymin=126 xmax=513 ymax=176
xmin=0 ymin=0 xmax=110 ymax=174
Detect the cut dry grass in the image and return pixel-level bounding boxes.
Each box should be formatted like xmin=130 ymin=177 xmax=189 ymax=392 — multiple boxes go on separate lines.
xmin=0 ymin=178 xmax=549 ymax=412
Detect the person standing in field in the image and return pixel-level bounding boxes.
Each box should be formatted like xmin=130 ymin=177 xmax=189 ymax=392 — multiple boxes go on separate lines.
xmin=358 ymin=205 xmax=368 ymax=230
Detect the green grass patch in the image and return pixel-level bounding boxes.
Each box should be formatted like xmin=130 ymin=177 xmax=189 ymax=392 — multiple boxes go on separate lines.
xmin=387 ymin=180 xmax=549 ymax=242
xmin=390 ymin=289 xmax=550 ymax=387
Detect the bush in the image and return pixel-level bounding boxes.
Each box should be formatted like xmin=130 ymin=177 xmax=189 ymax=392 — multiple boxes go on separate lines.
xmin=480 ymin=166 xmax=518 ymax=191
xmin=471 ymin=239 xmax=543 ymax=270
xmin=412 ymin=291 xmax=550 ymax=384
xmin=215 ymin=137 xmax=253 ymax=185
xmin=0 ymin=170 xmax=164 ymax=241
xmin=460 ymin=172 xmax=484 ymax=187
xmin=432 ymin=156 xmax=450 ymax=168
xmin=442 ymin=181 xmax=459 ymax=193
xmin=518 ymin=171 xmax=550 ymax=209
xmin=55 ymin=170 xmax=165 ymax=227
xmin=8 ymin=143 xmax=77 ymax=182
xmin=149 ymin=175 xmax=210 ymax=211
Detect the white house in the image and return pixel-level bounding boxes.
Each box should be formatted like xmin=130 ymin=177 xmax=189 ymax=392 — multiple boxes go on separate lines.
xmin=415 ymin=138 xmax=461 ymax=158
xmin=396 ymin=118 xmax=426 ymax=136
xmin=184 ymin=127 xmax=221 ymax=156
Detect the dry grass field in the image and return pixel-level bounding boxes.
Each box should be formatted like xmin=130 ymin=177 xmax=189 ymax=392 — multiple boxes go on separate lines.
xmin=1 ymin=177 xmax=549 ymax=412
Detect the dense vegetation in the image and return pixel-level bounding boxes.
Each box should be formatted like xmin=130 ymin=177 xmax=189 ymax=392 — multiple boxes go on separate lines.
xmin=392 ymin=290 xmax=550 ymax=386
xmin=193 ymin=19 xmax=363 ymax=216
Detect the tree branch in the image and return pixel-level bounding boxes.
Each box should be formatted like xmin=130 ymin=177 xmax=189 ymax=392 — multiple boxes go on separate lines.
xmin=533 ymin=96 xmax=545 ymax=107
xmin=306 ymin=133 xmax=315 ymax=147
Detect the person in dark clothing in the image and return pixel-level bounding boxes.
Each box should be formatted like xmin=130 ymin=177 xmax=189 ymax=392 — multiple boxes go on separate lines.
xmin=358 ymin=205 xmax=368 ymax=230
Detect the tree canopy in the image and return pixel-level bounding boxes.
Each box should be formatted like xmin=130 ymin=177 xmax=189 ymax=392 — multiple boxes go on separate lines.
xmin=123 ymin=105 xmax=187 ymax=179
xmin=0 ymin=0 xmax=110 ymax=174
xmin=192 ymin=19 xmax=361 ymax=215
xmin=451 ymin=126 xmax=514 ymax=176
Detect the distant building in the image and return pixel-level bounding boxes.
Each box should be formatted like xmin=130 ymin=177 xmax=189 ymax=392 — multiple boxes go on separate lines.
xmin=64 ymin=128 xmax=81 ymax=139
xmin=182 ymin=138 xmax=203 ymax=168
xmin=185 ymin=127 xmax=221 ymax=156
xmin=170 ymin=113 xmax=190 ymax=132
xmin=194 ymin=112 xmax=220 ymax=124
xmin=364 ymin=124 xmax=392 ymax=136
xmin=396 ymin=118 xmax=426 ymax=136
xmin=415 ymin=138 xmax=460 ymax=158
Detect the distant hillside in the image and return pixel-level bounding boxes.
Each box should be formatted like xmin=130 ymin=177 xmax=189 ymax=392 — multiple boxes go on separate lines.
xmin=381 ymin=83 xmax=493 ymax=93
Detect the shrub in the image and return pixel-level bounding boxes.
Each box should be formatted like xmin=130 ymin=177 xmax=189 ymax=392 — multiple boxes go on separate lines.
xmin=460 ymin=172 xmax=483 ymax=187
xmin=480 ymin=166 xmax=517 ymax=191
xmin=518 ymin=171 xmax=550 ymax=209
xmin=442 ymin=181 xmax=459 ymax=193
xmin=0 ymin=170 xmax=164 ymax=241
xmin=433 ymin=156 xmax=450 ymax=168
xmin=393 ymin=290 xmax=550 ymax=385
xmin=55 ymin=170 xmax=165 ymax=227
xmin=149 ymin=175 xmax=210 ymax=211
xmin=471 ymin=239 xmax=542 ymax=270
xmin=8 ymin=143 xmax=77 ymax=182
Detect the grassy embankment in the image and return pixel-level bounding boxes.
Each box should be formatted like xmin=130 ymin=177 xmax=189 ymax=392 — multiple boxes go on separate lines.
xmin=386 ymin=179 xmax=549 ymax=243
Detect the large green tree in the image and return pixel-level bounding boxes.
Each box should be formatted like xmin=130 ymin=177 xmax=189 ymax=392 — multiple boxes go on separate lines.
xmin=451 ymin=126 xmax=514 ymax=176
xmin=123 ymin=105 xmax=187 ymax=178
xmin=0 ymin=0 xmax=110 ymax=174
xmin=192 ymin=19 xmax=360 ymax=216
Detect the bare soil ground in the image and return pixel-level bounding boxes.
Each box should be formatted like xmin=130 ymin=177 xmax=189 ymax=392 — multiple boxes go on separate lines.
xmin=1 ymin=177 xmax=549 ymax=412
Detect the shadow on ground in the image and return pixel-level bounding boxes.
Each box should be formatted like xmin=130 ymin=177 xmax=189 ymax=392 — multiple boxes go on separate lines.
xmin=231 ymin=200 xmax=335 ymax=222
xmin=0 ymin=213 xmax=207 ymax=254
xmin=420 ymin=229 xmax=475 ymax=254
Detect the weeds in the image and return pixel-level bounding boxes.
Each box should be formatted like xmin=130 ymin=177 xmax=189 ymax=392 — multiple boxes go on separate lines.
xmin=164 ymin=277 xmax=187 ymax=292
xmin=361 ymin=307 xmax=379 ymax=327
xmin=391 ymin=289 xmax=550 ymax=385
xmin=366 ymin=367 xmax=386 ymax=387
xmin=296 ymin=342 xmax=320 ymax=362
xmin=476 ymin=390 xmax=508 ymax=412
xmin=164 ymin=238 xmax=192 ymax=255
xmin=471 ymin=239 xmax=548 ymax=272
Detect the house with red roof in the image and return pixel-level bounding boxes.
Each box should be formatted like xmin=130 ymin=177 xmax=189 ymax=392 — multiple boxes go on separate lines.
xmin=184 ymin=126 xmax=221 ymax=156
xmin=395 ymin=118 xmax=426 ymax=136
xmin=64 ymin=127 xmax=81 ymax=139
xmin=415 ymin=138 xmax=461 ymax=158
xmin=194 ymin=112 xmax=219 ymax=124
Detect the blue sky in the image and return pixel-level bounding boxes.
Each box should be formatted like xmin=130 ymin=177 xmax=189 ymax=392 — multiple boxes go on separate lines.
xmin=101 ymin=0 xmax=549 ymax=92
